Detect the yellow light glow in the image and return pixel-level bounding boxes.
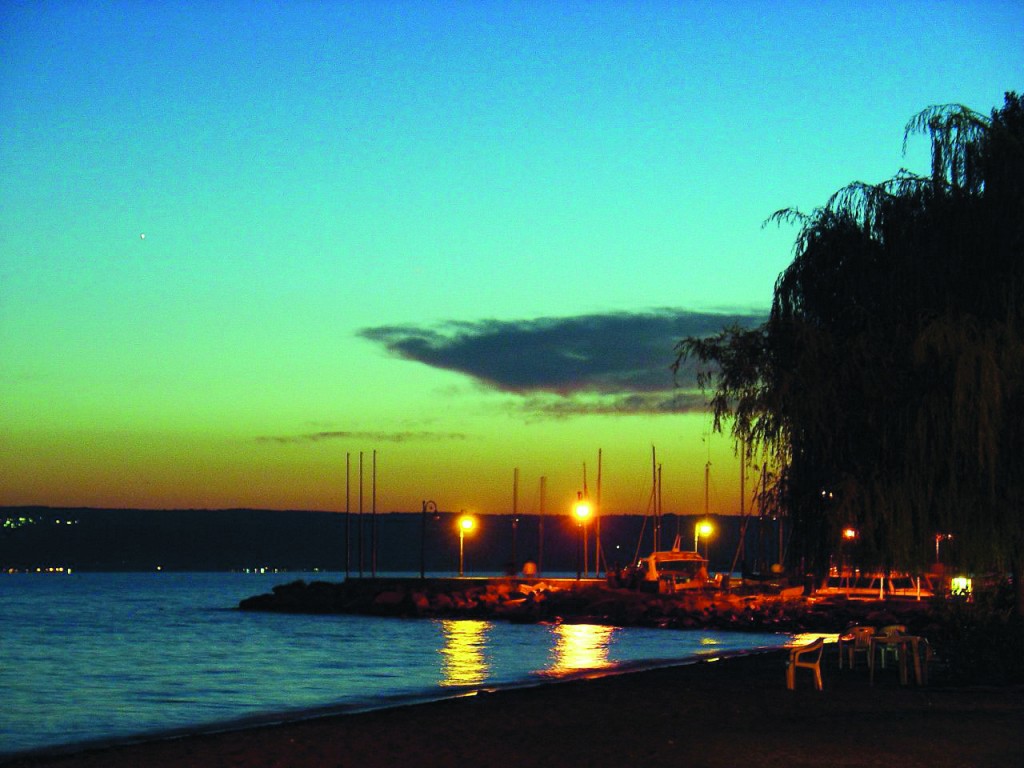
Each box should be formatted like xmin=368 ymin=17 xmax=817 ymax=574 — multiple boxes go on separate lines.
xmin=546 ymin=623 xmax=613 ymax=676
xmin=573 ymin=501 xmax=591 ymax=521
xmin=788 ymin=632 xmax=839 ymax=647
xmin=697 ymin=521 xmax=713 ymax=537
xmin=951 ymin=576 xmax=972 ymax=595
xmin=439 ymin=619 xmax=491 ymax=687
xmin=842 ymin=527 xmax=858 ymax=540
xmin=459 ymin=515 xmax=476 ymax=533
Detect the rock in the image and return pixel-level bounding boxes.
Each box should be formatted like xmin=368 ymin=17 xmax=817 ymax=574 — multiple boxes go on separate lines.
xmin=431 ymin=593 xmax=454 ymax=612
xmin=411 ymin=592 xmax=430 ymax=613
xmin=237 ymin=577 xmax=950 ymax=638
xmin=373 ymin=590 xmax=405 ymax=607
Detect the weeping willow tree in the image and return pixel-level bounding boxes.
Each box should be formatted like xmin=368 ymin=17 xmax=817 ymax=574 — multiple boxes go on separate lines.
xmin=677 ymin=92 xmax=1024 ymax=615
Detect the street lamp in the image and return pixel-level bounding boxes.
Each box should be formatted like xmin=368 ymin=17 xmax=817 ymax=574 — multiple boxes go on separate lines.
xmin=573 ymin=493 xmax=591 ymax=580
xmin=420 ymin=500 xmax=439 ymax=579
xmin=458 ymin=514 xmax=476 ymax=576
xmin=694 ymin=520 xmax=713 ymax=558
xmin=840 ymin=527 xmax=858 ymax=587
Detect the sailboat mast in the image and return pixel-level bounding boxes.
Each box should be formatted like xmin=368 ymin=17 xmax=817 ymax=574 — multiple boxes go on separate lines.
xmin=358 ymin=451 xmax=364 ymax=577
xmin=581 ymin=462 xmax=589 ymax=576
xmin=730 ymin=440 xmax=750 ymax=575
xmin=595 ymin=448 xmax=602 ymax=574
xmin=651 ymin=446 xmax=659 ymax=553
xmin=371 ymin=449 xmax=377 ymax=577
xmin=511 ymin=467 xmax=519 ymax=572
xmin=704 ymin=460 xmax=710 ymax=518
xmin=657 ymin=462 xmax=663 ymax=547
xmin=538 ymin=475 xmax=546 ymax=575
xmin=738 ymin=439 xmax=746 ymax=563
xmin=345 ymin=452 xmax=351 ymax=579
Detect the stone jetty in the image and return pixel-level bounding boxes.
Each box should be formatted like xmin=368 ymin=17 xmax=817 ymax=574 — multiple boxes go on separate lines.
xmin=238 ymin=577 xmax=941 ymax=635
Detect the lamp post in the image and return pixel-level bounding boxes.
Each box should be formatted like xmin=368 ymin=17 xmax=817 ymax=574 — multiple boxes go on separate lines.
xmin=694 ymin=520 xmax=714 ymax=559
xmin=458 ymin=514 xmax=476 ymax=577
xmin=421 ymin=500 xmax=439 ymax=579
xmin=841 ymin=527 xmax=858 ymax=589
xmin=573 ymin=493 xmax=591 ymax=580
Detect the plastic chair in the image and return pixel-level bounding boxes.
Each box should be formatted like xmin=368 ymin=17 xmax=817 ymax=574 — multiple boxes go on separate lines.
xmin=838 ymin=625 xmax=876 ymax=669
xmin=878 ymin=625 xmax=907 ymax=669
xmin=786 ymin=638 xmax=824 ymax=691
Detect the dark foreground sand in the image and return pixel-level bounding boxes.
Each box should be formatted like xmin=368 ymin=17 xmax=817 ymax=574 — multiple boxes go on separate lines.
xmin=4 ymin=648 xmax=1022 ymax=768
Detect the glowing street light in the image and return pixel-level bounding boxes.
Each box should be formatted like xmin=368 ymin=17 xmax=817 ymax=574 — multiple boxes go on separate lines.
xmin=839 ymin=527 xmax=859 ymax=584
xmin=573 ymin=496 xmax=592 ymax=523
xmin=694 ymin=520 xmax=714 ymax=557
xmin=573 ymin=493 xmax=591 ymax=580
xmin=458 ymin=514 xmax=476 ymax=576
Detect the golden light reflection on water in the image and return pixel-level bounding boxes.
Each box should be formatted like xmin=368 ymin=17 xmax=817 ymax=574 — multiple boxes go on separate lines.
xmin=787 ymin=632 xmax=839 ymax=647
xmin=438 ymin=619 xmax=491 ymax=687
xmin=546 ymin=623 xmax=615 ymax=676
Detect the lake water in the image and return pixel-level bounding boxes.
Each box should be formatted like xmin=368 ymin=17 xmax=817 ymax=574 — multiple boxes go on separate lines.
xmin=0 ymin=572 xmax=793 ymax=757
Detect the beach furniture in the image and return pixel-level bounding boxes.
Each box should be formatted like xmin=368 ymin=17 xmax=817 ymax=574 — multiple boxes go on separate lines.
xmin=837 ymin=625 xmax=876 ymax=669
xmin=918 ymin=638 xmax=934 ymax=685
xmin=869 ymin=626 xmax=925 ymax=686
xmin=786 ymin=638 xmax=824 ymax=691
xmin=877 ymin=624 xmax=908 ymax=669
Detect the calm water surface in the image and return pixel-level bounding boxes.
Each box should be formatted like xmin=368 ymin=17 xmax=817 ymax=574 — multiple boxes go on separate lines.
xmin=0 ymin=572 xmax=793 ymax=756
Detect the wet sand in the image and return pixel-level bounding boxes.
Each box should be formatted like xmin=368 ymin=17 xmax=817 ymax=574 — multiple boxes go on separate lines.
xmin=4 ymin=648 xmax=1022 ymax=768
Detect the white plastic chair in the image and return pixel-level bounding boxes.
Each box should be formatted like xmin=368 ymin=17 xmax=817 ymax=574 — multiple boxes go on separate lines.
xmin=838 ymin=625 xmax=876 ymax=669
xmin=786 ymin=638 xmax=824 ymax=691
xmin=878 ymin=624 xmax=907 ymax=669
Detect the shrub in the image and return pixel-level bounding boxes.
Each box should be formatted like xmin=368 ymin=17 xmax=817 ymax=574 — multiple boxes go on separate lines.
xmin=929 ymin=579 xmax=1024 ymax=684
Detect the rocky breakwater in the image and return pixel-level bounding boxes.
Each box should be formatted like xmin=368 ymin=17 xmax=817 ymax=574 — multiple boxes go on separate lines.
xmin=238 ymin=577 xmax=943 ymax=635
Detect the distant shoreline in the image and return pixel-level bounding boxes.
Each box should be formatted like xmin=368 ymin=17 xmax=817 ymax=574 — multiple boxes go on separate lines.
xmin=0 ymin=506 xmax=777 ymax=576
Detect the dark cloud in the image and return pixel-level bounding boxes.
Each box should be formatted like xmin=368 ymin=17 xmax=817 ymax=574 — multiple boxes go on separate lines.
xmin=359 ymin=309 xmax=765 ymax=415
xmin=257 ymin=430 xmax=468 ymax=445
xmin=517 ymin=390 xmax=711 ymax=419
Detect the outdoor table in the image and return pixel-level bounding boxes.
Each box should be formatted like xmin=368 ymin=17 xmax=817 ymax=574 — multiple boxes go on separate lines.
xmin=837 ymin=633 xmax=854 ymax=668
xmin=869 ymin=634 xmax=924 ymax=685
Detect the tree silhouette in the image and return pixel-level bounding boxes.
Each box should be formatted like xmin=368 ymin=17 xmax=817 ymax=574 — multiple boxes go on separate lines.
xmin=677 ymin=93 xmax=1024 ymax=614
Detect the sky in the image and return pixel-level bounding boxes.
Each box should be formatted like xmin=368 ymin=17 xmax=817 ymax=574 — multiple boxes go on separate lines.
xmin=2 ymin=1 xmax=1022 ymax=521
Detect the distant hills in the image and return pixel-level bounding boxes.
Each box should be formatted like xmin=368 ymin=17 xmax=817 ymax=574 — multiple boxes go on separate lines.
xmin=1 ymin=506 xmax=772 ymax=574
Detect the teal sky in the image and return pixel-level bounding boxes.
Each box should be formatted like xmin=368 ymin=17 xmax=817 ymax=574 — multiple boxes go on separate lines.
xmin=2 ymin=1 xmax=1022 ymax=519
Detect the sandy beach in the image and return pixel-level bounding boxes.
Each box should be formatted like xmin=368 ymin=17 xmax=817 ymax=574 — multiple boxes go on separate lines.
xmin=4 ymin=647 xmax=1021 ymax=768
